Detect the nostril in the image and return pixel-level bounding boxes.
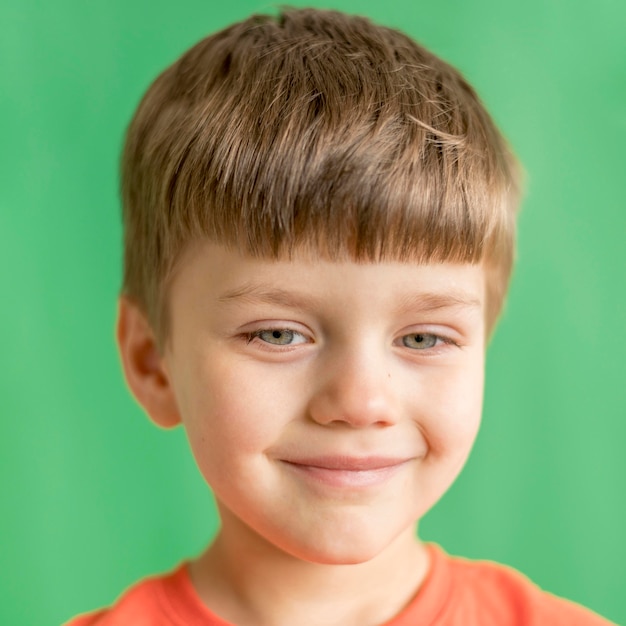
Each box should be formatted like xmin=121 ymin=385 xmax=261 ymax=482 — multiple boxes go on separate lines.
xmin=307 ymin=387 xmax=398 ymax=428
xmin=306 ymin=355 xmax=400 ymax=427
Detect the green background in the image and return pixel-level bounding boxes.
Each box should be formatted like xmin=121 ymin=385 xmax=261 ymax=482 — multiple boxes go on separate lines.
xmin=1 ymin=0 xmax=624 ymax=624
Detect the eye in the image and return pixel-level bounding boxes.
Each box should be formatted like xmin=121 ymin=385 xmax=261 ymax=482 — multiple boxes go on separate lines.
xmin=250 ymin=329 xmax=308 ymax=346
xmin=400 ymin=333 xmax=440 ymax=350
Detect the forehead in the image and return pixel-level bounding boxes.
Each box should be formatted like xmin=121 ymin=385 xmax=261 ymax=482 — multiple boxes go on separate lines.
xmin=167 ymin=241 xmax=486 ymax=316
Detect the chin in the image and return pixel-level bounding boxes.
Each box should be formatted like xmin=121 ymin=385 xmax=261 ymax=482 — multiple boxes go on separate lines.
xmin=276 ymin=524 xmax=400 ymax=566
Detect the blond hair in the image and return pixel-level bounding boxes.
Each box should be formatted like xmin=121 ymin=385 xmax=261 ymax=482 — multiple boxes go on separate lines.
xmin=121 ymin=8 xmax=522 ymax=340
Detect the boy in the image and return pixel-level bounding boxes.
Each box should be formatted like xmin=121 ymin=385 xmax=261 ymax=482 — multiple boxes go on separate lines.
xmin=68 ymin=8 xmax=613 ymax=625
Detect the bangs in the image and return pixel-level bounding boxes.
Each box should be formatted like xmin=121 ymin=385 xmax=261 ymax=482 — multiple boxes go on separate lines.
xmin=171 ymin=114 xmax=515 ymax=266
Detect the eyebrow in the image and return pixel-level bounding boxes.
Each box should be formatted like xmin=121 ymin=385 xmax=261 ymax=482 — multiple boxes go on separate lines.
xmin=218 ymin=285 xmax=319 ymax=310
xmin=394 ymin=291 xmax=482 ymax=314
xmin=218 ymin=284 xmax=481 ymax=313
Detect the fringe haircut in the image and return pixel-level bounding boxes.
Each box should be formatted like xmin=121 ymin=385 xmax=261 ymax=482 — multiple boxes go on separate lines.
xmin=121 ymin=8 xmax=522 ymax=340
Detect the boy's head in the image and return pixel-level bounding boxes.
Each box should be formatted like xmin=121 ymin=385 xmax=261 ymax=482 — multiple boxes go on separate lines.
xmin=117 ymin=7 xmax=521 ymax=566
xmin=120 ymin=8 xmax=521 ymax=345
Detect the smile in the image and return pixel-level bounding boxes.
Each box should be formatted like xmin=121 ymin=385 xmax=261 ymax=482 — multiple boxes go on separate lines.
xmin=280 ymin=456 xmax=412 ymax=489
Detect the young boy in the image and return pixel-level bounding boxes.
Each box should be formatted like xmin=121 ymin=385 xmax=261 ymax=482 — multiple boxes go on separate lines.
xmin=67 ymin=8 xmax=614 ymax=625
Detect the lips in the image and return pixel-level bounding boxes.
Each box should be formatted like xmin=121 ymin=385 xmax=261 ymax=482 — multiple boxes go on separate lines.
xmin=280 ymin=456 xmax=412 ymax=489
xmin=283 ymin=456 xmax=409 ymax=471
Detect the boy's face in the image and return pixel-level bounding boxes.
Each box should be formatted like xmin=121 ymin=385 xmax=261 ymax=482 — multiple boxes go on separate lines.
xmin=159 ymin=243 xmax=486 ymax=565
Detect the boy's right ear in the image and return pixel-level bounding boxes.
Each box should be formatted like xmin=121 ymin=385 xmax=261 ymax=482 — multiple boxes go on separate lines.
xmin=116 ymin=297 xmax=181 ymax=428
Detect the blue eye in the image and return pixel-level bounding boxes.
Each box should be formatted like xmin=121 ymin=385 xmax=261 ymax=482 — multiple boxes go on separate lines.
xmin=253 ymin=329 xmax=305 ymax=345
xmin=401 ymin=333 xmax=439 ymax=349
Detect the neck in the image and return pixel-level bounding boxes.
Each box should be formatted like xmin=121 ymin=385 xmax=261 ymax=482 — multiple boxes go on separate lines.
xmin=189 ymin=511 xmax=430 ymax=626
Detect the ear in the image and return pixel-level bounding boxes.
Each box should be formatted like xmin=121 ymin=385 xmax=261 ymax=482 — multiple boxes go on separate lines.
xmin=116 ymin=297 xmax=181 ymax=428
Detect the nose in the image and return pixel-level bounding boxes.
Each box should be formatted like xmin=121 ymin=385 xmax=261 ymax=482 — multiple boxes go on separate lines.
xmin=306 ymin=344 xmax=400 ymax=428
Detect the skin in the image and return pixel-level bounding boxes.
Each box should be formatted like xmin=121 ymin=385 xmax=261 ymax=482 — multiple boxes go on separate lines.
xmin=117 ymin=242 xmax=487 ymax=626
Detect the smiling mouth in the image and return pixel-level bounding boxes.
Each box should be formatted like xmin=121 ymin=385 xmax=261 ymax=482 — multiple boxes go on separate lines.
xmin=280 ymin=456 xmax=412 ymax=489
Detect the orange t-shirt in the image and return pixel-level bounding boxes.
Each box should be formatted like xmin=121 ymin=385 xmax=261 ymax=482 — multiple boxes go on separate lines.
xmin=65 ymin=544 xmax=614 ymax=625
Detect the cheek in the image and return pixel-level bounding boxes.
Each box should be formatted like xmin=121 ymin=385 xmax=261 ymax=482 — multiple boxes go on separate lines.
xmin=179 ymin=357 xmax=299 ymax=465
xmin=416 ymin=359 xmax=484 ymax=457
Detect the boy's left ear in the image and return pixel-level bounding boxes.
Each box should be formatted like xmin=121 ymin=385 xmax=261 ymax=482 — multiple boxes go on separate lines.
xmin=116 ymin=297 xmax=181 ymax=428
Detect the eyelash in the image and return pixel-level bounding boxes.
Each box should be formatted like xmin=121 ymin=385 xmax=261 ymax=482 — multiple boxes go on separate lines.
xmin=395 ymin=333 xmax=457 ymax=350
xmin=245 ymin=328 xmax=308 ymax=347
xmin=243 ymin=328 xmax=458 ymax=353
